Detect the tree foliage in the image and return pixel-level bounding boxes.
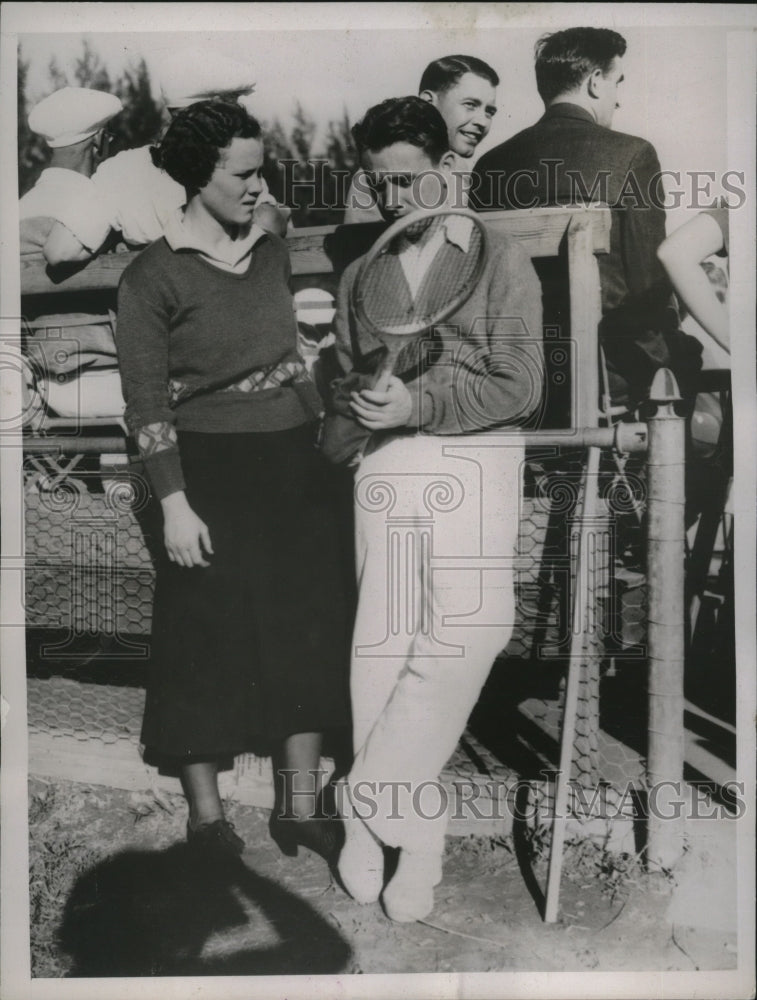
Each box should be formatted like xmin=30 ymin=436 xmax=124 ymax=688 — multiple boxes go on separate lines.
xmin=18 ymin=41 xmax=358 ymax=223
xmin=263 ymin=103 xmax=359 ymax=225
xmin=73 ymin=39 xmax=112 ymax=92
xmin=113 ymin=59 xmax=167 ymax=154
xmin=18 ymin=40 xmax=166 ymax=196
xmin=18 ymin=54 xmax=49 ymax=196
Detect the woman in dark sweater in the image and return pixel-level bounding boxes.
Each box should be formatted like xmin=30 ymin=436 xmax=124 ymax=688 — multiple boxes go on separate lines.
xmin=116 ymin=100 xmax=349 ymax=862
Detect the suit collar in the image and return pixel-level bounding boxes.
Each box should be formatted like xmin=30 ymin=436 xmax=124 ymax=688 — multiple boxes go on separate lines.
xmin=540 ymin=102 xmax=597 ymax=126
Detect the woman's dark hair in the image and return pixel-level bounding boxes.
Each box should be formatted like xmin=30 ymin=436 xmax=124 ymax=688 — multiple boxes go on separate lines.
xmin=152 ymin=100 xmax=262 ymax=192
xmin=418 ymin=54 xmax=499 ymax=95
xmin=352 ymin=96 xmax=449 ymax=163
xmin=535 ymin=27 xmax=626 ymax=104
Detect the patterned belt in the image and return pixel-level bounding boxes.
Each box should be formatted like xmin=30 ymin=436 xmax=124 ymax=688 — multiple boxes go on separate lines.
xmin=219 ymin=359 xmax=311 ymax=394
xmin=169 ymin=359 xmax=311 ymax=406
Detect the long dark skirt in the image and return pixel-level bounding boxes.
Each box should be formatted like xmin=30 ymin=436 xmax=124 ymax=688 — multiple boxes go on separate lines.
xmin=141 ymin=424 xmax=351 ymax=760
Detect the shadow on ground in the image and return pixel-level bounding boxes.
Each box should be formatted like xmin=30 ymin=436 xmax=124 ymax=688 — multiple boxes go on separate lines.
xmin=58 ymin=844 xmax=351 ymax=977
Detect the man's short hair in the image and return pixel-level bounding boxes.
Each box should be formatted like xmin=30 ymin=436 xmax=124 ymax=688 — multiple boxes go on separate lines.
xmin=352 ymin=96 xmax=449 ymax=162
xmin=419 ymin=54 xmax=499 ymax=95
xmin=535 ymin=28 xmax=626 ymax=104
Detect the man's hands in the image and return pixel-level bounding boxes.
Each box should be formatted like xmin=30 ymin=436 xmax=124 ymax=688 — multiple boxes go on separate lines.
xmin=161 ymin=491 xmax=213 ymax=568
xmin=349 ymin=375 xmax=413 ymax=430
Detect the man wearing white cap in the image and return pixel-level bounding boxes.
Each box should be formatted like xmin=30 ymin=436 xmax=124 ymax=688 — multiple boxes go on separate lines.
xmin=20 ymin=86 xmax=122 ymax=259
xmin=21 ymin=87 xmax=126 ymax=427
xmin=44 ymin=47 xmax=287 ymax=262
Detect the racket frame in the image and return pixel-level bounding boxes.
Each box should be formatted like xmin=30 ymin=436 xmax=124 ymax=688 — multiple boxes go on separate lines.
xmin=351 ymin=207 xmax=490 ymax=383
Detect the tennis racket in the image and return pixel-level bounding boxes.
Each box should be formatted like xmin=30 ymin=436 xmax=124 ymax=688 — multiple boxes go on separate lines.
xmin=352 ymin=207 xmax=490 ymax=390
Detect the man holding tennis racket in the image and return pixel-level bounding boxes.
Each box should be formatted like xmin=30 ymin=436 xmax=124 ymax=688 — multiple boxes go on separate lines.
xmin=326 ymin=96 xmax=544 ymax=922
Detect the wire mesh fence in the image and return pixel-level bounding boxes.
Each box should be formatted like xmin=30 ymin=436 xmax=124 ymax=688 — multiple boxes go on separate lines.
xmin=25 ymin=446 xmax=651 ymax=793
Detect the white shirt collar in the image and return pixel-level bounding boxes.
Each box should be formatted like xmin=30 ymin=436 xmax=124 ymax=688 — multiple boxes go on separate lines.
xmin=163 ymin=207 xmax=267 ymax=271
xmin=396 ymin=212 xmax=473 ymax=255
xmin=32 ymin=167 xmax=94 ymax=189
xmin=442 ymin=213 xmax=473 ymax=253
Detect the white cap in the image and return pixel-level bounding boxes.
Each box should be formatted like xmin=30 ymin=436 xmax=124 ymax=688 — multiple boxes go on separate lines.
xmin=28 ymin=87 xmax=122 ymax=148
xmin=294 ymin=288 xmax=336 ymax=326
xmin=158 ymin=46 xmax=256 ymax=109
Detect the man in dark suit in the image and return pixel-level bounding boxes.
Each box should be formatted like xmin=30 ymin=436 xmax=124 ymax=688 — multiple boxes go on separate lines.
xmin=470 ymin=27 xmax=702 ymax=409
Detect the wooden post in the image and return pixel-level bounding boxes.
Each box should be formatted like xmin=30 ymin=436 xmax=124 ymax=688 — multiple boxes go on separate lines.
xmin=645 ymin=368 xmax=686 ymax=871
xmin=566 ymin=216 xmax=603 ymax=430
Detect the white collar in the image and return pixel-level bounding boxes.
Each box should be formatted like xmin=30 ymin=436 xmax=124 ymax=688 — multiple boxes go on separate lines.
xmin=442 ymin=213 xmax=473 ymax=253
xmin=163 ymin=207 xmax=266 ymax=269
xmin=37 ymin=167 xmax=93 ymax=187
xmin=397 ymin=213 xmax=473 ymax=255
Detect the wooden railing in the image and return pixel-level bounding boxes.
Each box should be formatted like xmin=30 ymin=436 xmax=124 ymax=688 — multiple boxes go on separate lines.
xmin=21 ymin=205 xmax=611 ymax=433
xmin=21 ymin=205 xmax=610 ymax=290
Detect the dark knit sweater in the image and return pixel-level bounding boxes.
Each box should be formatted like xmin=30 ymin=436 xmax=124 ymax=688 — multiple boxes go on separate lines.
xmin=116 ymin=234 xmax=320 ymax=499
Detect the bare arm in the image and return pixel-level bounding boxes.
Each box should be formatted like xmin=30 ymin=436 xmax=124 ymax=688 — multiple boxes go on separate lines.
xmin=43 ymin=220 xmax=101 ymax=266
xmin=657 ymin=213 xmax=729 ymax=353
xmin=253 ymin=201 xmax=291 ymax=237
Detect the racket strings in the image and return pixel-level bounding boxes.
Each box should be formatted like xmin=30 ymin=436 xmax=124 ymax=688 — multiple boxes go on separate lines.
xmin=357 ymin=219 xmax=485 ymax=335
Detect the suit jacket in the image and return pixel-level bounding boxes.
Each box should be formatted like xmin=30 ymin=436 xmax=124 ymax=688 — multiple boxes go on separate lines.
xmin=470 ymin=104 xmax=702 ymax=405
xmin=321 ymin=227 xmax=544 ymax=464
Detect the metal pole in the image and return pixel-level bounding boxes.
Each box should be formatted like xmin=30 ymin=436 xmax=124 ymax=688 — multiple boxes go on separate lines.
xmin=645 ymin=368 xmax=686 ymax=870
xmin=23 ymin=437 xmax=128 ymax=454
xmin=22 ymin=424 xmax=650 ymax=458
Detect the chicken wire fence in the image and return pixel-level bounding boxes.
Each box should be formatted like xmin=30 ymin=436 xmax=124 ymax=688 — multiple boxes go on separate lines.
xmin=24 ymin=445 xmax=649 ymax=793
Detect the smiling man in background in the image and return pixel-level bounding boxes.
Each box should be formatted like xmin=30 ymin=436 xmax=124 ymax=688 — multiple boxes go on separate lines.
xmin=344 ymin=54 xmax=498 ymax=223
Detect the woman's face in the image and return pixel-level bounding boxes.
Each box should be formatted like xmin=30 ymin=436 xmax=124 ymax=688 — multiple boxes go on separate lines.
xmin=197 ymin=136 xmax=265 ymax=228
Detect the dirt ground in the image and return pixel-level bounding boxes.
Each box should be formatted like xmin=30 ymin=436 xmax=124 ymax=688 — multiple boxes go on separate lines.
xmin=28 ymin=776 xmax=738 ymax=979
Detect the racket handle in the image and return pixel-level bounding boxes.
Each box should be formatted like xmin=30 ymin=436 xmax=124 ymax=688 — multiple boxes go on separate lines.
xmin=372 ymin=356 xmax=395 ymax=392
xmin=373 ymin=368 xmax=392 ymax=392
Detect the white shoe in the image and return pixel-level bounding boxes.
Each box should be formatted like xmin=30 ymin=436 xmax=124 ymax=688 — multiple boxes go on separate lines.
xmin=382 ymin=848 xmax=443 ymax=923
xmin=337 ymin=794 xmax=384 ymax=904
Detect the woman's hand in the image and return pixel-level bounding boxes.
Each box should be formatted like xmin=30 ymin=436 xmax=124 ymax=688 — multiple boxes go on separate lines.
xmin=349 ymin=376 xmax=413 ymax=430
xmin=161 ymin=492 xmax=214 ymax=568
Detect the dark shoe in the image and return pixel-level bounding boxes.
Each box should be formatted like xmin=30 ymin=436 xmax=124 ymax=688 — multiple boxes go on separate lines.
xmin=269 ymin=814 xmax=344 ymax=865
xmin=269 ymin=814 xmax=299 ymax=857
xmin=186 ymin=818 xmax=245 ymax=858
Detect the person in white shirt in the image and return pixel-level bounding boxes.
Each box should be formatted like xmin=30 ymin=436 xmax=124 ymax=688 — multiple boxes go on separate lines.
xmin=328 ymin=97 xmax=543 ymax=923
xmin=344 ymin=54 xmax=499 ymax=224
xmin=44 ymin=53 xmax=287 ymax=263
xmin=20 ymin=86 xmax=122 ymax=260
